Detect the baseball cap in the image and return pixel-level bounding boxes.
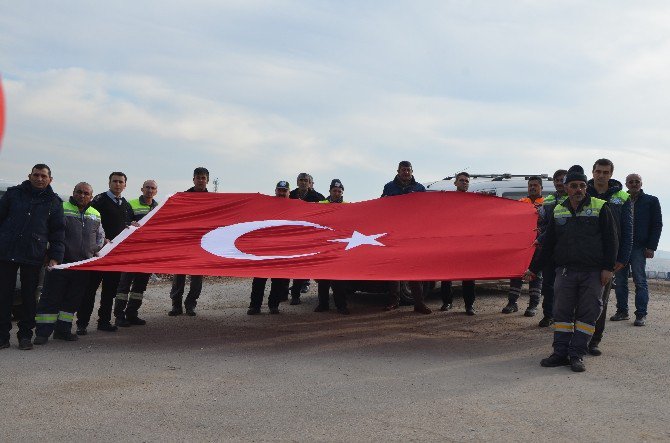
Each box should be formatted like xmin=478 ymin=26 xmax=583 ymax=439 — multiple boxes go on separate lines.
xmin=276 ymin=180 xmax=290 ymax=190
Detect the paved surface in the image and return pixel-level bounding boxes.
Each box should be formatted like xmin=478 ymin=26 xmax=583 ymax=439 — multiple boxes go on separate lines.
xmin=1 ymin=278 xmax=669 ymax=442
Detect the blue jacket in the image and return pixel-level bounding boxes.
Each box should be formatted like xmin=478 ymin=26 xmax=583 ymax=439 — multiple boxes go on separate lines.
xmin=0 ymin=181 xmax=65 ymax=265
xmin=587 ymin=178 xmax=633 ymax=264
xmin=631 ymin=190 xmax=663 ymax=250
xmin=381 ymin=176 xmax=426 ymax=197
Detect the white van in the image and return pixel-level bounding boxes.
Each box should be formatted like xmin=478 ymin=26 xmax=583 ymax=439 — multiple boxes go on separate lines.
xmin=425 ymin=173 xmax=554 ymax=200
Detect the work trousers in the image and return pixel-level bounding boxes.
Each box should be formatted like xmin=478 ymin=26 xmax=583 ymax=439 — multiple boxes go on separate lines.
xmin=36 ymin=269 xmax=89 ymax=337
xmin=117 ymin=272 xmax=151 ymax=296
xmin=552 ymin=268 xmax=603 ymax=358
xmin=387 ymin=281 xmax=424 ymax=306
xmin=591 ymin=278 xmax=613 ymax=347
xmin=541 ymin=265 xmax=556 ymax=318
xmin=317 ymin=280 xmax=348 ymax=310
xmin=170 ymin=275 xmax=203 ymax=309
xmin=508 ymin=275 xmax=542 ymax=306
xmin=615 ymin=247 xmax=649 ymax=316
xmin=249 ymin=277 xmax=289 ymax=310
xmin=440 ymin=281 xmax=475 ymax=308
xmin=77 ymin=270 xmax=121 ymax=327
xmin=0 ymin=260 xmax=40 ymax=342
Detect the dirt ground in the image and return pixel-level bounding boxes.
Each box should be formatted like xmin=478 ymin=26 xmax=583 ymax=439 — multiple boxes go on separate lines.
xmin=1 ymin=277 xmax=669 ymax=442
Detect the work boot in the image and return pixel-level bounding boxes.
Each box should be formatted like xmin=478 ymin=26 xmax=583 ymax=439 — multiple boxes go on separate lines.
xmin=414 ymin=303 xmax=432 ymax=315
xmin=18 ymin=338 xmax=33 ymax=350
xmin=185 ymin=306 xmax=196 ymax=316
xmin=465 ymin=306 xmax=476 ymax=316
xmin=97 ymin=322 xmax=118 ymax=332
xmin=524 ymin=305 xmax=538 ymax=317
xmin=300 ymin=281 xmax=311 ymax=294
xmin=440 ymin=303 xmax=452 ymax=311
xmin=538 ymin=316 xmax=554 ymax=327
xmin=33 ymin=335 xmax=49 ymax=345
xmin=0 ymin=340 xmax=9 ymax=349
xmin=114 ymin=316 xmax=131 ymax=328
xmin=610 ymin=311 xmax=629 ymax=321
xmin=290 ymin=296 xmax=301 ymax=305
xmin=76 ymin=326 xmax=87 ymax=336
xmin=540 ymin=353 xmax=569 ymax=367
xmin=126 ymin=315 xmax=146 ymax=326
xmin=588 ymin=343 xmax=602 ymax=356
xmin=53 ymin=331 xmax=79 ymax=341
xmin=113 ymin=297 xmax=128 ymax=319
xmin=168 ymin=306 xmax=183 ymax=316
xmin=570 ymin=356 xmax=586 ymax=372
xmin=247 ymin=307 xmax=260 ymax=315
xmin=269 ymin=307 xmax=280 ymax=315
xmin=634 ymin=315 xmax=646 ymax=326
xmin=502 ymin=302 xmax=518 ymax=314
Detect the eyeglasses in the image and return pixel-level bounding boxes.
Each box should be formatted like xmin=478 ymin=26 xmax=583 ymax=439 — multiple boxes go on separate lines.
xmin=568 ymin=183 xmax=587 ymax=190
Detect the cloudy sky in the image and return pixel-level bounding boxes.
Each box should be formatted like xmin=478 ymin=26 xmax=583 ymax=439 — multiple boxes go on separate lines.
xmin=1 ymin=1 xmax=668 ymax=248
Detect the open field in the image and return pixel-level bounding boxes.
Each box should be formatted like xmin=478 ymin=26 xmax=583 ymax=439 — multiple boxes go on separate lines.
xmin=1 ymin=278 xmax=669 ymax=442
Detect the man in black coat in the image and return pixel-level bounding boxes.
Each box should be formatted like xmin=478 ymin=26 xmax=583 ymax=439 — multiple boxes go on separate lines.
xmin=0 ymin=164 xmax=65 ymax=350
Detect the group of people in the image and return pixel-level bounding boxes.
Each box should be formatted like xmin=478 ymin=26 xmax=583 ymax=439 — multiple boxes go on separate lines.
xmin=0 ymin=160 xmax=663 ymax=374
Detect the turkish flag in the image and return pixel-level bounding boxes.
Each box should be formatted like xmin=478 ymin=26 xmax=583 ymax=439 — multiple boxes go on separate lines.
xmin=62 ymin=192 xmax=537 ymax=281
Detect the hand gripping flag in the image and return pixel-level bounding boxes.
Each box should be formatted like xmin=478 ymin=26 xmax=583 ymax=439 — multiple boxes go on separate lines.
xmin=62 ymin=192 xmax=537 ymax=281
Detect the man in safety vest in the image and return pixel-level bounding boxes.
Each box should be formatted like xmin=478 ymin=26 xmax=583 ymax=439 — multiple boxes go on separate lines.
xmin=502 ymin=176 xmax=545 ymax=317
xmin=315 ymin=179 xmax=350 ymax=314
xmin=34 ymin=182 xmax=104 ymax=345
xmin=114 ymin=180 xmax=158 ymax=327
xmin=525 ymin=165 xmax=617 ymax=373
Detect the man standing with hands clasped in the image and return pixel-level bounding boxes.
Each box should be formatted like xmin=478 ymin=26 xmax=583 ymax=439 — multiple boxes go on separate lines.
xmin=525 ymin=165 xmax=618 ymax=373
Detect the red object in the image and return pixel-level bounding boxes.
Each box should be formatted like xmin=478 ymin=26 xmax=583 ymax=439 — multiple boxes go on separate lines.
xmin=0 ymin=76 xmax=5 ymax=148
xmin=63 ymin=192 xmax=537 ymax=280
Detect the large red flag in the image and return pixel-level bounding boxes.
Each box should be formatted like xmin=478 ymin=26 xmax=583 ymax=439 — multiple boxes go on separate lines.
xmin=62 ymin=192 xmax=537 ymax=281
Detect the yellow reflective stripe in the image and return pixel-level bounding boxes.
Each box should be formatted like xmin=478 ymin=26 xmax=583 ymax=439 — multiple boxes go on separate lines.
xmin=575 ymin=321 xmax=595 ymax=335
xmin=128 ymin=292 xmax=144 ymax=300
xmin=57 ymin=311 xmax=75 ymax=322
xmin=116 ymin=292 xmax=129 ymax=301
xmin=554 ymin=322 xmax=574 ymax=332
xmin=35 ymin=314 xmax=58 ymax=323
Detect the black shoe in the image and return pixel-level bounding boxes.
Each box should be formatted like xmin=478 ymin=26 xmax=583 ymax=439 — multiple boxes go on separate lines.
xmin=538 ymin=316 xmax=554 ymax=327
xmin=269 ymin=307 xmax=280 ymax=315
xmin=290 ymin=296 xmax=301 ymax=305
xmin=97 ymin=322 xmax=118 ymax=332
xmin=33 ymin=335 xmax=49 ymax=345
xmin=53 ymin=331 xmax=79 ymax=341
xmin=18 ymin=338 xmax=33 ymax=350
xmin=570 ymin=356 xmax=586 ymax=372
xmin=247 ymin=307 xmax=260 ymax=315
xmin=502 ymin=302 xmax=518 ymax=314
xmin=185 ymin=307 xmax=196 ymax=316
xmin=300 ymin=282 xmax=310 ymax=294
xmin=588 ymin=344 xmax=602 ymax=356
xmin=314 ymin=305 xmax=329 ymax=312
xmin=540 ymin=353 xmax=570 ymax=367
xmin=168 ymin=306 xmax=183 ymax=316
xmin=0 ymin=340 xmax=9 ymax=349
xmin=414 ymin=303 xmax=432 ymax=315
xmin=76 ymin=326 xmax=88 ymax=336
xmin=126 ymin=316 xmax=147 ymax=326
xmin=524 ymin=306 xmax=537 ymax=317
xmin=610 ymin=311 xmax=629 ymax=321
xmin=440 ymin=303 xmax=452 ymax=311
xmin=465 ymin=306 xmax=476 ymax=316
xmin=634 ymin=315 xmax=646 ymax=326
xmin=114 ymin=316 xmax=131 ymax=328
xmin=337 ymin=307 xmax=351 ymax=315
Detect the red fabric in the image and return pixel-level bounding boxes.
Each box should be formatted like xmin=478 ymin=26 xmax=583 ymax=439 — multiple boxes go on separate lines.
xmin=64 ymin=192 xmax=537 ymax=280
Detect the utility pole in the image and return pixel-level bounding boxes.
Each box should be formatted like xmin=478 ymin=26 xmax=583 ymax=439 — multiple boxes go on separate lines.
xmin=213 ymin=178 xmax=219 ymax=193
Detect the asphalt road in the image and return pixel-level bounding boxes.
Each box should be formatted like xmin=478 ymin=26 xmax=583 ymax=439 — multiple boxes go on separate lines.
xmin=1 ymin=278 xmax=669 ymax=442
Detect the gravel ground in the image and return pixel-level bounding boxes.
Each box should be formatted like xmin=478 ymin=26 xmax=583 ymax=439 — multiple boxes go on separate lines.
xmin=1 ymin=277 xmax=669 ymax=442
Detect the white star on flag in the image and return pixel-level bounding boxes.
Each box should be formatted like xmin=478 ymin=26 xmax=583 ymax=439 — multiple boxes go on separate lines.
xmin=328 ymin=231 xmax=387 ymax=250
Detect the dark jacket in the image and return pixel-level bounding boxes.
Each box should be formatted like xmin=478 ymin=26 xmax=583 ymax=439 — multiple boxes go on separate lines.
xmin=381 ymin=176 xmax=426 ymax=197
xmin=62 ymin=198 xmax=105 ymax=263
xmin=531 ymin=195 xmax=618 ymax=273
xmin=0 ymin=181 xmax=65 ymax=265
xmin=90 ymin=192 xmax=134 ymax=240
xmin=630 ymin=190 xmax=663 ymax=250
xmin=587 ymin=178 xmax=633 ymax=264
xmin=289 ymin=188 xmax=325 ymax=202
xmin=186 ymin=187 xmax=208 ymax=193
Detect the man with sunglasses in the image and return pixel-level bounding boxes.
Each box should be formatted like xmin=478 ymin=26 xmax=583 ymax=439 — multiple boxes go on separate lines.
xmin=613 ymin=174 xmax=662 ymax=326
xmin=586 ymin=158 xmax=633 ymax=356
xmin=525 ymin=165 xmax=617 ymax=372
